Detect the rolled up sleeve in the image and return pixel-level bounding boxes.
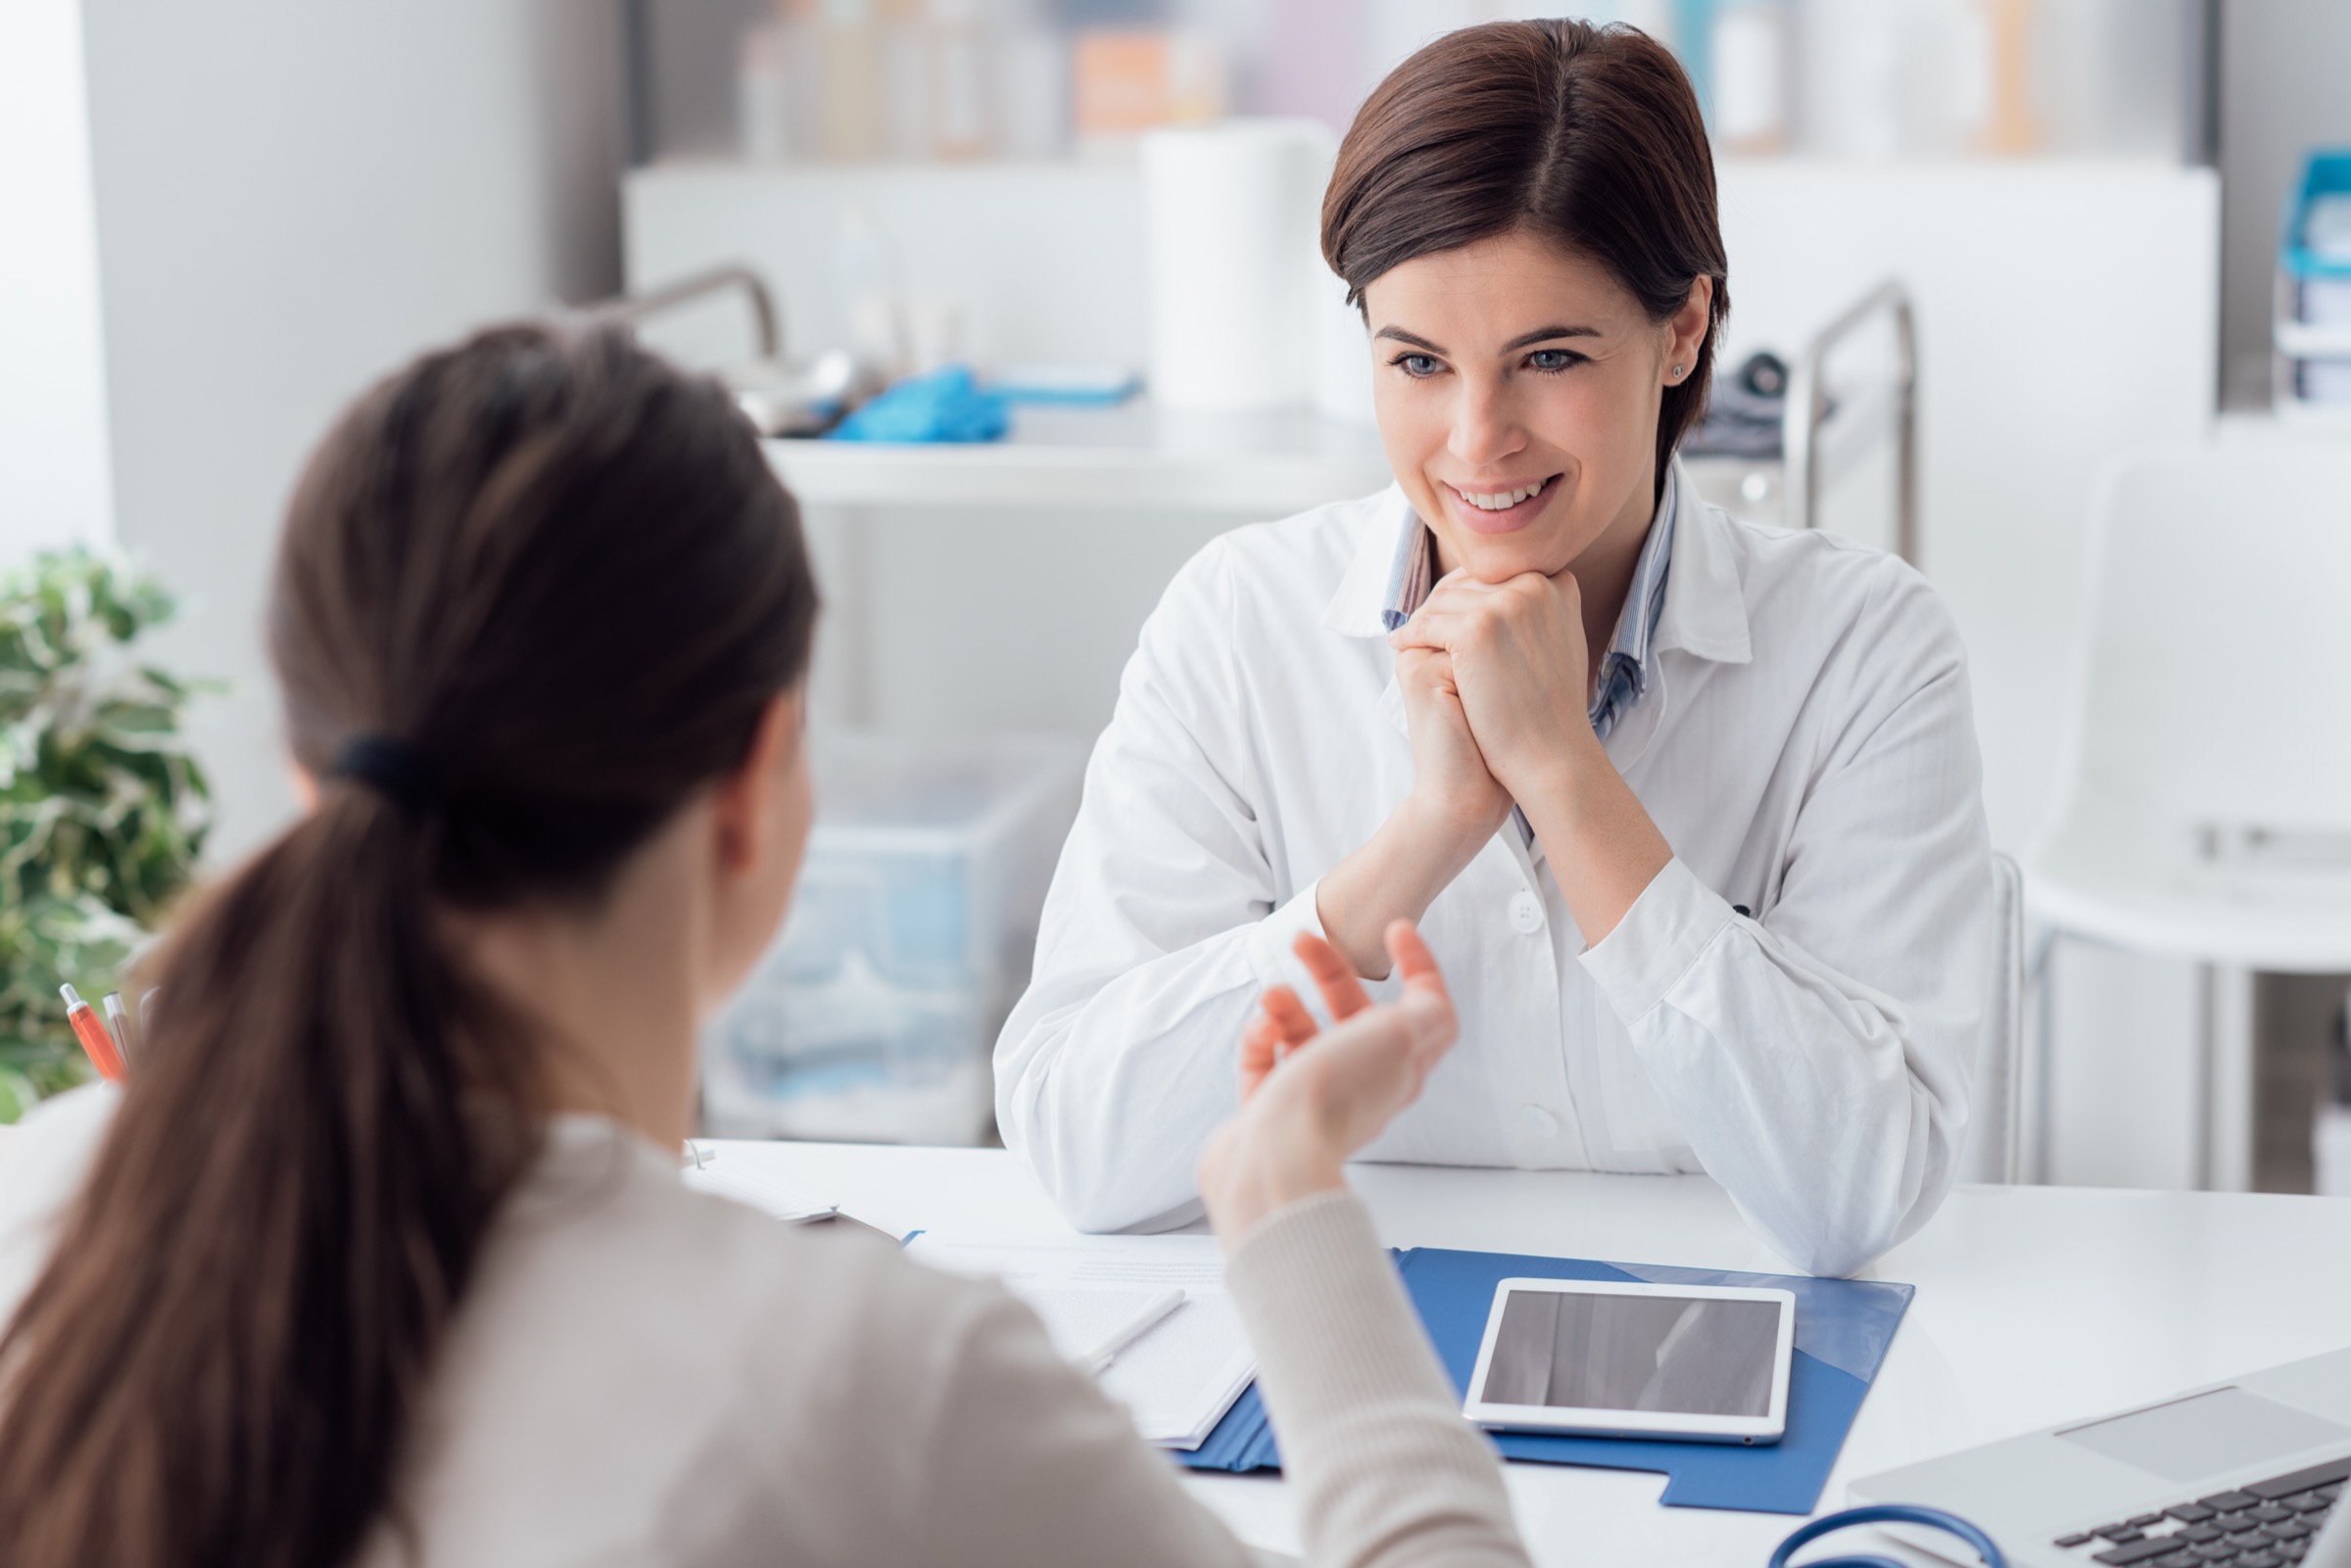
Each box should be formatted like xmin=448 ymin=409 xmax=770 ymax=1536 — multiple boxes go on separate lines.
xmin=1581 ymin=594 xmax=1991 ymax=1279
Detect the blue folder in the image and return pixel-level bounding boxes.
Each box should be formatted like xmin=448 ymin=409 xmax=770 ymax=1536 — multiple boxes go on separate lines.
xmin=1175 ymin=1246 xmax=1913 ymax=1516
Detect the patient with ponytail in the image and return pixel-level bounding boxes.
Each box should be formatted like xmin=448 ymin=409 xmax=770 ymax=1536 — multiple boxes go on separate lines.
xmin=0 ymin=322 xmax=1531 ymax=1568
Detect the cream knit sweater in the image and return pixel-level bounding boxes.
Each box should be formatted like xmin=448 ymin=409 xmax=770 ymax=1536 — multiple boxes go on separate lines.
xmin=0 ymin=1093 xmax=1529 ymax=1567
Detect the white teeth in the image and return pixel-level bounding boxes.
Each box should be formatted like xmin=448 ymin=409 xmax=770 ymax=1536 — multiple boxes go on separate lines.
xmin=1461 ymin=479 xmax=1546 ymax=511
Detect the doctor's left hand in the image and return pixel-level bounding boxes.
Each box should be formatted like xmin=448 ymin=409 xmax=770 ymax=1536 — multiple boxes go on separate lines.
xmin=1388 ymin=566 xmax=1601 ymax=799
xmin=1197 ymin=924 xmax=1458 ymax=1241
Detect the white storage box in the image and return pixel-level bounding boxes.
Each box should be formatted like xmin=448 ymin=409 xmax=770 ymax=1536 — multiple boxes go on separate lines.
xmin=701 ymin=733 xmax=1084 ymax=1145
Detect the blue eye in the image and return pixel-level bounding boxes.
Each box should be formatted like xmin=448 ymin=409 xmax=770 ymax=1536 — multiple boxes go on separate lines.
xmin=1393 ymin=353 xmax=1443 ymax=378
xmin=1526 ymin=349 xmax=1582 ymax=372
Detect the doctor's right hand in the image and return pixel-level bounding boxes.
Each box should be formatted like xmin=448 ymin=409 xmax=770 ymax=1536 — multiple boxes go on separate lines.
xmin=1311 ymin=649 xmax=1511 ymax=978
xmin=1198 ymin=924 xmax=1459 ymax=1241
xmin=1394 ymin=645 xmax=1513 ymax=847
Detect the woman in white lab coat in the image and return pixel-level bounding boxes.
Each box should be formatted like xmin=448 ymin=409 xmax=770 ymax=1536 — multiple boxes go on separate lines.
xmin=996 ymin=18 xmax=1994 ymax=1277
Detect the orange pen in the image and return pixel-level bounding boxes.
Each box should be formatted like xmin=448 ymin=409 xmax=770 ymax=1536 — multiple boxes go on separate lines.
xmin=61 ymin=984 xmax=124 ymax=1081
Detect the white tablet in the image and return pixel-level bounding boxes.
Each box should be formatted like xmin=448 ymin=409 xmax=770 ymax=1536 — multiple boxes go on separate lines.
xmin=1462 ymin=1277 xmax=1797 ymax=1445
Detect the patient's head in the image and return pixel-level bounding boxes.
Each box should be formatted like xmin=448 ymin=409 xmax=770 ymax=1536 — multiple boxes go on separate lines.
xmin=0 ymin=322 xmax=818 ymax=1568
xmin=274 ymin=320 xmax=817 ymax=922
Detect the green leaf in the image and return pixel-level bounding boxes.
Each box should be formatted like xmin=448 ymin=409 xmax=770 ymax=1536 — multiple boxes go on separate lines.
xmin=0 ymin=547 xmax=211 ymax=1117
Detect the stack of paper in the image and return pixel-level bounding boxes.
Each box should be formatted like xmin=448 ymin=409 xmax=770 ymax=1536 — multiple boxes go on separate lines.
xmin=680 ymin=1145 xmax=838 ymax=1225
xmin=908 ymin=1233 xmax=1254 ymax=1449
xmin=1015 ymin=1282 xmax=1184 ymax=1368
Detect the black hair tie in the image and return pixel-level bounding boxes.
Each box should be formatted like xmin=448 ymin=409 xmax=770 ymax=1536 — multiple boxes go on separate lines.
xmin=330 ymin=734 xmax=444 ymax=818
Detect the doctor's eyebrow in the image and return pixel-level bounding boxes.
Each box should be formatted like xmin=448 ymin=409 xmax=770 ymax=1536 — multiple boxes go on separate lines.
xmin=1501 ymin=324 xmax=1604 ymax=351
xmin=1371 ymin=324 xmax=1606 ymax=354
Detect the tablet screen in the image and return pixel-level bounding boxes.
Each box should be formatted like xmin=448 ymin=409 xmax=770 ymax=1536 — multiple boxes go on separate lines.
xmin=1480 ymin=1287 xmax=1783 ymax=1417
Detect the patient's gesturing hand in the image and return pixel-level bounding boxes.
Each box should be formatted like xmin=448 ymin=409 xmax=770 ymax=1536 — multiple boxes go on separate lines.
xmin=1198 ymin=924 xmax=1459 ymax=1241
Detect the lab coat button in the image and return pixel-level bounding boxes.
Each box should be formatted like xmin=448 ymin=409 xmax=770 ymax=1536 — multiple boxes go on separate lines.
xmin=1509 ymin=890 xmax=1544 ymax=932
xmin=1522 ymin=1105 xmax=1560 ymax=1138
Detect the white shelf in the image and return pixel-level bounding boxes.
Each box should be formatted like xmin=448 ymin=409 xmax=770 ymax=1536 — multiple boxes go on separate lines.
xmin=2216 ymin=408 xmax=2351 ymax=446
xmin=764 ymin=402 xmax=1392 ymax=515
xmin=2276 ymin=320 xmax=2351 ymax=358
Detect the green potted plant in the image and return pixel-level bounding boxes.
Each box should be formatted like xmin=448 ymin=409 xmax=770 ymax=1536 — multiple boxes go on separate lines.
xmin=0 ymin=548 xmax=212 ymax=1120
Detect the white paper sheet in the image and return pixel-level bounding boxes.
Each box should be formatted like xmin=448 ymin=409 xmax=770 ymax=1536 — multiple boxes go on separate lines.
xmin=907 ymin=1233 xmax=1254 ymax=1449
xmin=680 ymin=1146 xmax=838 ymax=1225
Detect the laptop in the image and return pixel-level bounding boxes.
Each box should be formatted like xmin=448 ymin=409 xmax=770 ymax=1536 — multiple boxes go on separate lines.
xmin=1850 ymin=1349 xmax=2351 ymax=1568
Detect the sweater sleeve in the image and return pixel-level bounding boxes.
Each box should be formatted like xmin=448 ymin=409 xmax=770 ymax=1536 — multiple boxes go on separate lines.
xmin=1223 ymin=1191 xmax=1531 ymax=1568
xmin=908 ymin=1274 xmax=1264 ymax=1568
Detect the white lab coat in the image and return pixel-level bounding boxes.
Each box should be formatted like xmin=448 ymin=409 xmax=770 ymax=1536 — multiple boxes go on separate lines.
xmin=995 ymin=472 xmax=1991 ymax=1277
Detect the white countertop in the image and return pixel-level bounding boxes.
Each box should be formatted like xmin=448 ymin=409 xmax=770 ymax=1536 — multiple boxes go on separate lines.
xmin=710 ymin=1140 xmax=2351 ymax=1568
xmin=763 ymin=402 xmax=1393 ymax=514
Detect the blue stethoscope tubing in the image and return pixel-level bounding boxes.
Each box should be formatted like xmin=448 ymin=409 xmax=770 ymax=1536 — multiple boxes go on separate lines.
xmin=1770 ymin=1504 xmax=2009 ymax=1568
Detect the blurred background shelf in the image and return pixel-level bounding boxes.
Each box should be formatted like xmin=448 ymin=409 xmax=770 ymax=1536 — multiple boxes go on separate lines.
xmin=22 ymin=0 xmax=2351 ymax=1175
xmin=764 ymin=404 xmax=1390 ymax=514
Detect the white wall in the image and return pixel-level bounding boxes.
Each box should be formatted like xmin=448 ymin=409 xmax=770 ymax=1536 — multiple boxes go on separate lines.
xmin=0 ymin=0 xmax=116 ymax=556
xmin=80 ymin=0 xmax=625 ymax=861
xmin=1711 ymin=161 xmax=2220 ymax=853
xmin=634 ymin=157 xmax=2221 ymax=857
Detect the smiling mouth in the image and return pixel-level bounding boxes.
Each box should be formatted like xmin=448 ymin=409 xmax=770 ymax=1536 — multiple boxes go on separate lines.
xmin=1453 ymin=476 xmax=1556 ymax=511
xmin=1443 ymin=473 xmax=1559 ymax=528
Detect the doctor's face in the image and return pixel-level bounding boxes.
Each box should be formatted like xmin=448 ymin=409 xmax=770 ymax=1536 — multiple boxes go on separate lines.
xmin=1363 ymin=229 xmax=1694 ymax=584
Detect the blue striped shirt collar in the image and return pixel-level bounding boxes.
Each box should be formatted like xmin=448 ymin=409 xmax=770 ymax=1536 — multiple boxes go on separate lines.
xmin=1378 ymin=464 xmax=1681 ymax=741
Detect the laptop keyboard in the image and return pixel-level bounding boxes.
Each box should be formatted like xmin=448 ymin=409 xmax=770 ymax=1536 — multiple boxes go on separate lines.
xmin=2051 ymin=1456 xmax=2349 ymax=1568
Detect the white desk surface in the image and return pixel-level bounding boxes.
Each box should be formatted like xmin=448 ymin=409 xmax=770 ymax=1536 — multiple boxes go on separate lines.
xmin=711 ymin=1139 xmax=2351 ymax=1568
xmin=764 ymin=402 xmax=1393 ymax=515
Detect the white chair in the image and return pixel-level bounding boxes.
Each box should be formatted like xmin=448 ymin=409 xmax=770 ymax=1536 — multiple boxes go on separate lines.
xmin=2031 ymin=449 xmax=2351 ymax=970
xmin=2028 ymin=448 xmax=2351 ymax=1183
xmin=1961 ymin=851 xmax=2026 ymax=1184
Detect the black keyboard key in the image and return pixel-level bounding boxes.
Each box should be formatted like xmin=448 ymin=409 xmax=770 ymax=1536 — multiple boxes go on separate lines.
xmin=2174 ymin=1507 xmax=2221 ymax=1525
xmin=2101 ymin=1525 xmax=2148 ymax=1541
xmin=2241 ymin=1551 xmax=2283 ymax=1568
xmin=2098 ymin=1539 xmax=2186 ymax=1566
xmin=2267 ymin=1521 xmax=2315 ymax=1542
xmin=2255 ymin=1505 xmax=2296 ymax=1524
xmin=2220 ymin=1513 xmax=2260 ymax=1531
xmin=2208 ymin=1495 xmax=2263 ymax=1513
xmin=2059 ymin=1533 xmax=2100 ymax=1548
xmin=2135 ymin=1515 xmax=2172 ymax=1529
xmin=2230 ymin=1531 xmax=2271 ymax=1548
xmin=2293 ymin=1495 xmax=2337 ymax=1514
xmin=2184 ymin=1526 xmax=2226 ymax=1544
xmin=2252 ymin=1461 xmax=2351 ymax=1502
xmin=2194 ymin=1543 xmax=2242 ymax=1562
xmin=2159 ymin=1553 xmax=2202 ymax=1568
xmin=2284 ymin=1542 xmax=2312 ymax=1561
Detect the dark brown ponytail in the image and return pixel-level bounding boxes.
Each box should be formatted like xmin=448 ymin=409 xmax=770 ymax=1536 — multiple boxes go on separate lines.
xmin=1323 ymin=19 xmax=1731 ymax=493
xmin=0 ymin=324 xmax=817 ymax=1567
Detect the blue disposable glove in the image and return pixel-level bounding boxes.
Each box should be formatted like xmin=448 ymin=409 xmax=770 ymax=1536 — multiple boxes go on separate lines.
xmin=829 ymin=365 xmax=1010 ymax=443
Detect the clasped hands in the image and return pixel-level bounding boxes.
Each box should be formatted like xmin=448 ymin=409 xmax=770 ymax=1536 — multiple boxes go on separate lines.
xmin=1386 ymin=562 xmax=1606 ymax=850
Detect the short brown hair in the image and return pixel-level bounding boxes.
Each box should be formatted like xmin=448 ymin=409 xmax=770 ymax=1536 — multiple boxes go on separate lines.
xmin=1323 ymin=20 xmax=1730 ymax=488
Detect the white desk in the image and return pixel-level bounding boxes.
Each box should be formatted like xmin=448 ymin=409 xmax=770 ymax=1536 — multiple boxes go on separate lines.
xmin=711 ymin=1140 xmax=2351 ymax=1568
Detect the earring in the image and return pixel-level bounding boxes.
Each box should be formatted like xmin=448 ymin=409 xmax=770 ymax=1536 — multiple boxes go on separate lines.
xmin=1669 ymin=364 xmax=1685 ymax=381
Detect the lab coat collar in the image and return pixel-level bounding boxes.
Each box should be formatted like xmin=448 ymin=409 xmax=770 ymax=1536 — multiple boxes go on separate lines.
xmin=1320 ymin=465 xmax=1751 ymax=668
xmin=1321 ymin=485 xmax=1418 ymax=639
xmin=1652 ymin=459 xmax=1753 ymax=666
